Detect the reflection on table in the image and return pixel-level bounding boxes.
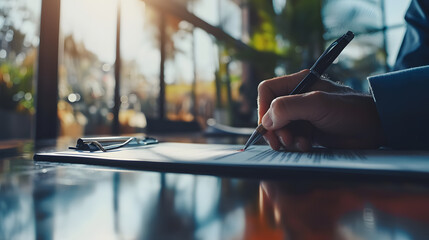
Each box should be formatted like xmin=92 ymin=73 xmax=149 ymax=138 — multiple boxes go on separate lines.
xmin=260 ymin=181 xmax=429 ymax=240
xmin=2 ymin=136 xmax=429 ymax=240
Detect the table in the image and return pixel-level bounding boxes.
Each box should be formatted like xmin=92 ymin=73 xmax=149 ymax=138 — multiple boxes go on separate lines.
xmin=1 ymin=135 xmax=429 ymax=240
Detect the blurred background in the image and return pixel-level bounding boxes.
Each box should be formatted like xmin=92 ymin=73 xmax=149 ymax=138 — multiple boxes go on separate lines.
xmin=0 ymin=0 xmax=411 ymax=140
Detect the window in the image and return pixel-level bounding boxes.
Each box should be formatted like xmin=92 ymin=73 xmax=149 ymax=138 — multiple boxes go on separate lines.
xmin=164 ymin=16 xmax=195 ymax=122
xmin=0 ymin=0 xmax=41 ymax=139
xmin=58 ymin=0 xmax=117 ymax=137
xmin=119 ymin=1 xmax=160 ymax=132
xmin=321 ymin=0 xmax=411 ymax=91
xmin=194 ymin=29 xmax=217 ymax=125
xmin=384 ymin=0 xmax=411 ymax=66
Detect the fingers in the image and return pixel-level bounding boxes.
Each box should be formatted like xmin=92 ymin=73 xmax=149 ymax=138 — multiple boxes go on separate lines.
xmin=262 ymin=91 xmax=331 ymax=131
xmin=275 ymin=128 xmax=294 ymax=148
xmin=264 ymin=131 xmax=312 ymax=152
xmin=264 ymin=121 xmax=314 ymax=152
xmin=260 ymin=92 xmax=331 ymax=152
xmin=260 ymin=92 xmax=384 ymax=150
xmin=263 ymin=130 xmax=282 ymax=151
xmin=257 ymin=70 xmax=310 ymax=123
xmin=257 ymin=70 xmax=361 ymax=151
xmin=257 ymin=70 xmax=353 ymax=123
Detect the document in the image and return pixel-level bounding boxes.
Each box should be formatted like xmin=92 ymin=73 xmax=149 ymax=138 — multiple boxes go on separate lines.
xmin=34 ymin=142 xmax=429 ymax=178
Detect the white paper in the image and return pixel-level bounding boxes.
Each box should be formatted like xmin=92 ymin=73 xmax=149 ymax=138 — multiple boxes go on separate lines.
xmin=52 ymin=142 xmax=429 ymax=174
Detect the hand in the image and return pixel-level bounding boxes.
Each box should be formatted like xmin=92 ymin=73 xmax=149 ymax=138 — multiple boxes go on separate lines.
xmin=257 ymin=70 xmax=386 ymax=151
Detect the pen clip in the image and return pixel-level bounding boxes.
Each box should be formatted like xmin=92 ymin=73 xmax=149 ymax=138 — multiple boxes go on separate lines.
xmin=310 ymin=31 xmax=354 ymax=74
xmin=312 ymin=42 xmax=337 ymax=67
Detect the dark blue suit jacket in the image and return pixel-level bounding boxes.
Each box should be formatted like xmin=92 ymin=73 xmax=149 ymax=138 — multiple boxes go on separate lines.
xmin=395 ymin=0 xmax=429 ymax=70
xmin=369 ymin=66 xmax=429 ymax=149
xmin=368 ymin=0 xmax=429 ymax=149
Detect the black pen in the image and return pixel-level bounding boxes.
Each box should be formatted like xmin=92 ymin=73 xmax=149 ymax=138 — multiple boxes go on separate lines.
xmin=242 ymin=31 xmax=355 ymax=151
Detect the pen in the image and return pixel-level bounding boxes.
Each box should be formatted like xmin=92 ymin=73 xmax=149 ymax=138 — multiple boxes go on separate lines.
xmin=242 ymin=31 xmax=354 ymax=151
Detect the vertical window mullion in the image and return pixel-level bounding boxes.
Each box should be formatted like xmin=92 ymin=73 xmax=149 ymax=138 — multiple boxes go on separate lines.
xmin=36 ymin=0 xmax=61 ymax=140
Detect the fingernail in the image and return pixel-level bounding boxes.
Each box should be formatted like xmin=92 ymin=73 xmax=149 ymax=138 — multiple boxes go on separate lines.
xmin=262 ymin=114 xmax=273 ymax=128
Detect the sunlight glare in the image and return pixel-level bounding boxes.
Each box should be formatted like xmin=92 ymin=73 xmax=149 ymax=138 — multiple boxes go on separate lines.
xmin=60 ymin=0 xmax=118 ymax=63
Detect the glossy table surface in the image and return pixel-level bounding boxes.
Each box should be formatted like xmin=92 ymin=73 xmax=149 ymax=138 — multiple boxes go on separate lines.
xmin=1 ymin=134 xmax=429 ymax=240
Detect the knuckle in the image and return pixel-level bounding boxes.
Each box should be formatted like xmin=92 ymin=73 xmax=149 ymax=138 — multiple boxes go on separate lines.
xmin=257 ymin=80 xmax=269 ymax=94
xmin=270 ymin=97 xmax=287 ymax=119
xmin=307 ymin=90 xmax=324 ymax=97
xmin=306 ymin=90 xmax=327 ymax=101
xmin=305 ymin=90 xmax=330 ymax=108
xmin=270 ymin=98 xmax=283 ymax=112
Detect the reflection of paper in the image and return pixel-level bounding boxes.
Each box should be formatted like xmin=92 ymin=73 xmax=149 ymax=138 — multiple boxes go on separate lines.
xmin=38 ymin=143 xmax=429 ymax=174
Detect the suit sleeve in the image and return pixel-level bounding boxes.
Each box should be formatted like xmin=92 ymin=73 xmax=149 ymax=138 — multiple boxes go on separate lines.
xmin=394 ymin=0 xmax=429 ymax=70
xmin=368 ymin=66 xmax=429 ymax=149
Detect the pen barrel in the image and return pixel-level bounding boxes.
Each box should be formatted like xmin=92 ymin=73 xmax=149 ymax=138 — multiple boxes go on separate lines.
xmin=290 ymin=71 xmax=320 ymax=94
xmin=256 ymin=124 xmax=268 ymax=135
xmin=312 ymin=32 xmax=354 ymax=74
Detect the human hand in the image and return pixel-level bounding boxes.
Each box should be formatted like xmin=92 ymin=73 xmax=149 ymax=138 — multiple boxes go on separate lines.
xmin=257 ymin=70 xmax=385 ymax=151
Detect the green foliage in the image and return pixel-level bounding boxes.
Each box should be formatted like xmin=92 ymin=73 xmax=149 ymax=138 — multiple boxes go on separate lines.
xmin=279 ymin=0 xmax=324 ymax=72
xmin=280 ymin=0 xmax=324 ymax=47
xmin=0 ymin=62 xmax=35 ymax=114
xmin=232 ymin=0 xmax=325 ymax=76
xmin=248 ymin=0 xmax=281 ymax=53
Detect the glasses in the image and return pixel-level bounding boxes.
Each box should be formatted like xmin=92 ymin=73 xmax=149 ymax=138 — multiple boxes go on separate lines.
xmin=69 ymin=136 xmax=158 ymax=152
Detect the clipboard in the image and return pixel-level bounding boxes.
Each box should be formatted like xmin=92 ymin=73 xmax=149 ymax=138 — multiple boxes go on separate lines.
xmin=34 ymin=141 xmax=429 ymax=180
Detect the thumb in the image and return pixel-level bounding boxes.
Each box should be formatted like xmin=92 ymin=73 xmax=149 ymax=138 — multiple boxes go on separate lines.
xmin=261 ymin=91 xmax=331 ymax=130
